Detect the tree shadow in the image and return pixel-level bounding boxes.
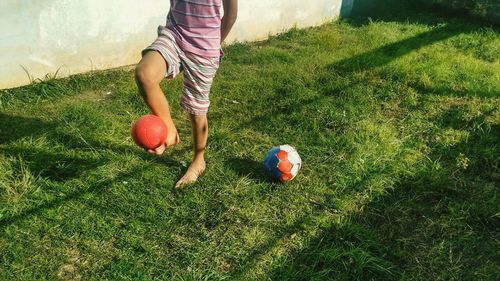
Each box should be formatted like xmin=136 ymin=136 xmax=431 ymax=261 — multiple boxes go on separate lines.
xmin=0 ymin=112 xmax=185 ymax=229
xmin=228 ymin=214 xmax=325 ymax=279
xmin=0 ymin=112 xmax=183 ymax=180
xmin=223 ymin=3 xmax=499 ymax=276
xmin=264 ymin=98 xmax=499 ymax=280
xmin=236 ymin=22 xmax=479 ymax=136
xmin=0 ymin=146 xmax=105 ymax=182
xmin=348 ymin=0 xmax=499 ymax=27
xmin=0 ymin=166 xmax=138 ymax=231
xmin=215 ymin=0 xmax=496 ymax=141
xmin=409 ymin=83 xmax=499 ymax=99
xmin=0 ymin=113 xmax=108 ymax=181
xmin=0 ymin=113 xmax=52 ymax=144
xmin=327 ymin=24 xmax=470 ymax=73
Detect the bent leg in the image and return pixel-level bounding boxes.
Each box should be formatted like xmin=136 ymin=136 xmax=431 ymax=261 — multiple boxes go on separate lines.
xmin=135 ymin=51 xmax=179 ymax=154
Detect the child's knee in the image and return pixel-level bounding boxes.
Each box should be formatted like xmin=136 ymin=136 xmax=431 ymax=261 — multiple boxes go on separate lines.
xmin=134 ymin=65 xmax=151 ymax=86
xmin=135 ymin=64 xmax=160 ymax=89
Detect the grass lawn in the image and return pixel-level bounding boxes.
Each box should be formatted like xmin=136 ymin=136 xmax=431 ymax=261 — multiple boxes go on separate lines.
xmin=1 ymin=1 xmax=499 ymax=280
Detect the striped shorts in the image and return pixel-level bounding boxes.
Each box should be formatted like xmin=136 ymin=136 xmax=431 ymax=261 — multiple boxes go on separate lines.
xmin=142 ymin=26 xmax=220 ymax=115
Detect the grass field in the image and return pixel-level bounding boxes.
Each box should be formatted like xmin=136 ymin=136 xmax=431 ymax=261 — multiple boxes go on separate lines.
xmin=1 ymin=1 xmax=499 ymax=280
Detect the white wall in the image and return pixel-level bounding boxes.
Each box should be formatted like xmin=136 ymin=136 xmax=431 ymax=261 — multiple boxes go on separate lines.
xmin=0 ymin=0 xmax=353 ymax=89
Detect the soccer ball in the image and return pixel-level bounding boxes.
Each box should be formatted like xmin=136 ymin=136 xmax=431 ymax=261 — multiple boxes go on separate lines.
xmin=263 ymin=145 xmax=302 ymax=183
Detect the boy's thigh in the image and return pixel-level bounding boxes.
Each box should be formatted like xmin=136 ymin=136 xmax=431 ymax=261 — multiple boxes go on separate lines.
xmin=136 ymin=51 xmax=168 ymax=82
xmin=140 ymin=27 xmax=182 ymax=79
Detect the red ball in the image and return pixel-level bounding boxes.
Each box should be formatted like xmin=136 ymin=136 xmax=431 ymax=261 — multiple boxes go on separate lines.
xmin=131 ymin=115 xmax=168 ymax=150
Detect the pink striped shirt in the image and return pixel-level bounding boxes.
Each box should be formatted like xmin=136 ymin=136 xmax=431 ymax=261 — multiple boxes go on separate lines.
xmin=166 ymin=0 xmax=222 ymax=57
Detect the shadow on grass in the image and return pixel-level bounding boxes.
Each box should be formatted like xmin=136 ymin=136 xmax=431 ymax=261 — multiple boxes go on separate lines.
xmin=0 ymin=112 xmax=181 ymax=172
xmin=0 ymin=112 xmax=184 ymax=229
xmin=348 ymin=0 xmax=499 ymax=27
xmin=237 ymin=22 xmax=480 ymax=135
xmin=0 ymin=112 xmax=151 ymax=153
xmin=328 ymin=24 xmax=472 ymax=74
xmin=263 ymin=101 xmax=499 ymax=280
xmin=215 ymin=99 xmax=500 ymax=279
xmin=234 ymin=0 xmax=496 ymax=135
xmin=0 ymin=167 xmax=138 ymax=231
xmin=224 ymin=157 xmax=273 ymax=184
xmin=0 ymin=113 xmax=107 ymax=181
xmin=1 ymin=146 xmax=105 ymax=181
xmin=0 ymin=114 xmax=49 ymax=144
xmin=267 ymin=175 xmax=498 ymax=278
xmin=225 ymin=1 xmax=499 ymax=279
xmin=267 ymin=175 xmax=498 ymax=279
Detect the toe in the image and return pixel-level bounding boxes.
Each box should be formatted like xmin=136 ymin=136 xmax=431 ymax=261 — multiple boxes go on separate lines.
xmin=154 ymin=144 xmax=166 ymax=155
xmin=175 ymin=177 xmax=189 ymax=189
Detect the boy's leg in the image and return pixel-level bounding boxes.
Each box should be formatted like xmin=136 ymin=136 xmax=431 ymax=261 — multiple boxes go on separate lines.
xmin=135 ymin=51 xmax=180 ymax=155
xmin=175 ymin=52 xmax=218 ymax=188
xmin=176 ymin=114 xmax=207 ymax=188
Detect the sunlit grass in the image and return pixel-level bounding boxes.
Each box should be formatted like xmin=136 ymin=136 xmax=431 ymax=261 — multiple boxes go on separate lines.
xmin=0 ymin=2 xmax=498 ymax=280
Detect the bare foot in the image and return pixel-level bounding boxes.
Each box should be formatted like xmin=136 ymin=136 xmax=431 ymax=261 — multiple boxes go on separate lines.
xmin=147 ymin=130 xmax=180 ymax=155
xmin=175 ymin=158 xmax=206 ymax=188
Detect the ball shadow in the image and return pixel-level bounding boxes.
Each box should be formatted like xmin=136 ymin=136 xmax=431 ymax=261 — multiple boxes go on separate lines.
xmin=224 ymin=157 xmax=274 ymax=184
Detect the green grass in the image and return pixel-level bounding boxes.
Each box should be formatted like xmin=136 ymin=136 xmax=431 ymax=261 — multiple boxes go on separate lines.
xmin=1 ymin=1 xmax=499 ymax=280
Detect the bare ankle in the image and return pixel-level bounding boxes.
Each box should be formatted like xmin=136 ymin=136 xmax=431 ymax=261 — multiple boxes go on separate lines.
xmin=192 ymin=156 xmax=205 ymax=164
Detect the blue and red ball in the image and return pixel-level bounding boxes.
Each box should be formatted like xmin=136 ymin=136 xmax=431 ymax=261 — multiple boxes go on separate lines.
xmin=263 ymin=145 xmax=302 ymax=183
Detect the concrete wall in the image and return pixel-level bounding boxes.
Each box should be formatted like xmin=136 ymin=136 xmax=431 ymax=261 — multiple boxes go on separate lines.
xmin=0 ymin=0 xmax=353 ymax=89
